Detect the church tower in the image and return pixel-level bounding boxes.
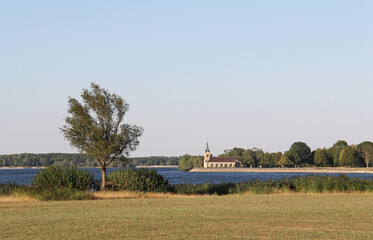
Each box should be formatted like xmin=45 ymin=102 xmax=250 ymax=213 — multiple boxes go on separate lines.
xmin=204 ymin=142 xmax=211 ymax=168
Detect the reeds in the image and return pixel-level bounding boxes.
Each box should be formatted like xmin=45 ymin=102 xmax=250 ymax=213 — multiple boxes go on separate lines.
xmin=1 ymin=175 xmax=372 ymax=201
xmin=172 ymin=175 xmax=373 ymax=195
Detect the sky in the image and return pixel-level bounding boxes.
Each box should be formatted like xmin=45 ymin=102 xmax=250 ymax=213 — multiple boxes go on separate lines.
xmin=1 ymin=1 xmax=373 ymax=157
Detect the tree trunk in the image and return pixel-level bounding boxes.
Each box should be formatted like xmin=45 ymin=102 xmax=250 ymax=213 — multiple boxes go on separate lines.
xmin=101 ymin=167 xmax=107 ymax=191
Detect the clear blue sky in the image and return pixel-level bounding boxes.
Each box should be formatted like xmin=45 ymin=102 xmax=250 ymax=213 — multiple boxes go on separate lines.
xmin=1 ymin=1 xmax=372 ymax=157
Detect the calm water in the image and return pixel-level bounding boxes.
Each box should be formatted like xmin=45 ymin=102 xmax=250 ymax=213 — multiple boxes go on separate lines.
xmin=1 ymin=167 xmax=373 ymax=185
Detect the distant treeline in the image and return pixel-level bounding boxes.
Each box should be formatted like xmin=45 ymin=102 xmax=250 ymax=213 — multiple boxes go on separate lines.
xmin=178 ymin=140 xmax=373 ymax=171
xmin=0 ymin=153 xmax=179 ymax=168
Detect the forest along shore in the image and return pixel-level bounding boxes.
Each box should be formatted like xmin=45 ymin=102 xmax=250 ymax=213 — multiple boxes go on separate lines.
xmin=190 ymin=167 xmax=373 ymax=174
xmin=0 ymin=165 xmax=178 ymax=170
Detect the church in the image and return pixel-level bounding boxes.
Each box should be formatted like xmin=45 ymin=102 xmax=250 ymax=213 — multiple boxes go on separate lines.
xmin=203 ymin=142 xmax=241 ymax=168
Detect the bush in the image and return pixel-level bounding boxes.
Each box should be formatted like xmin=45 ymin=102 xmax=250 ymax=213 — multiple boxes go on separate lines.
xmin=33 ymin=166 xmax=94 ymax=190
xmin=107 ymin=168 xmax=170 ymax=192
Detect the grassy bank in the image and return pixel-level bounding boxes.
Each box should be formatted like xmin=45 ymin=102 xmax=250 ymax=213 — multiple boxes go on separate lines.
xmin=172 ymin=175 xmax=373 ymax=195
xmin=1 ymin=194 xmax=373 ymax=239
xmin=1 ymin=175 xmax=373 ymax=201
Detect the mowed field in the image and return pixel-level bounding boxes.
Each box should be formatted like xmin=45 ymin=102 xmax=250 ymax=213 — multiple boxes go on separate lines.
xmin=1 ymin=194 xmax=373 ymax=239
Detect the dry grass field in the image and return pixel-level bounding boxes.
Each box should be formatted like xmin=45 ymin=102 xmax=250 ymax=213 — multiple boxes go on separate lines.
xmin=1 ymin=193 xmax=373 ymax=239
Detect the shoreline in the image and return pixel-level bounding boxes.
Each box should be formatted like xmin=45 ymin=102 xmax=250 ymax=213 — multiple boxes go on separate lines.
xmin=190 ymin=167 xmax=373 ymax=174
xmin=1 ymin=166 xmax=372 ymax=174
xmin=0 ymin=165 xmax=178 ymax=170
xmin=135 ymin=165 xmax=178 ymax=168
xmin=0 ymin=167 xmax=46 ymax=170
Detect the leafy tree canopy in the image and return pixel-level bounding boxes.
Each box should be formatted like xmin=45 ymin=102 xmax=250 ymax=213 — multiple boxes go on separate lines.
xmin=61 ymin=83 xmax=143 ymax=190
xmin=339 ymin=146 xmax=362 ymax=167
xmin=329 ymin=140 xmax=348 ymax=167
xmin=358 ymin=141 xmax=373 ymax=168
xmin=276 ymin=155 xmax=293 ymax=167
xmin=285 ymin=142 xmax=312 ymax=166
xmin=178 ymin=154 xmax=203 ymax=171
xmin=314 ymin=148 xmax=329 ymax=167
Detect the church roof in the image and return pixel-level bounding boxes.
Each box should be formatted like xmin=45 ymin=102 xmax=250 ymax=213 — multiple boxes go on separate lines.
xmin=207 ymin=157 xmax=239 ymax=163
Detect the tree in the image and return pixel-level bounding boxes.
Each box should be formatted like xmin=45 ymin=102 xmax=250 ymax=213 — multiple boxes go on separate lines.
xmin=178 ymin=154 xmax=193 ymax=171
xmin=276 ymin=155 xmax=293 ymax=167
xmin=329 ymin=140 xmax=348 ymax=167
xmin=359 ymin=141 xmax=373 ymax=168
xmin=338 ymin=146 xmax=360 ymax=167
xmin=61 ymin=83 xmax=143 ymax=191
xmin=220 ymin=148 xmax=251 ymax=166
xmin=178 ymin=154 xmax=203 ymax=171
xmin=273 ymin=152 xmax=283 ymax=166
xmin=285 ymin=142 xmax=311 ymax=167
xmin=256 ymin=149 xmax=277 ymax=168
xmin=192 ymin=156 xmax=204 ymax=168
xmin=313 ymin=148 xmax=329 ymax=167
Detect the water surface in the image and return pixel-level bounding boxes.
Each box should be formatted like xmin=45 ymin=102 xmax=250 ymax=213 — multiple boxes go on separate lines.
xmin=1 ymin=167 xmax=372 ymax=185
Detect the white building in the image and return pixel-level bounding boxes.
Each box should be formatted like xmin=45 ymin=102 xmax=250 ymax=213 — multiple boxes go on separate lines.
xmin=203 ymin=142 xmax=241 ymax=168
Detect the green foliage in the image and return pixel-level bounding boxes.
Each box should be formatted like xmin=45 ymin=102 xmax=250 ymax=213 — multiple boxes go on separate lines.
xmin=33 ymin=166 xmax=94 ymax=191
xmin=0 ymin=153 xmax=178 ymax=168
xmin=0 ymin=183 xmax=18 ymax=195
xmin=0 ymin=153 xmax=91 ymax=167
xmin=14 ymin=186 xmax=93 ymax=201
xmin=178 ymin=154 xmax=203 ymax=171
xmin=258 ymin=151 xmax=282 ymax=168
xmin=106 ymin=168 xmax=170 ymax=192
xmin=314 ymin=148 xmax=330 ymax=167
xmin=276 ymin=155 xmax=294 ymax=167
xmin=220 ymin=148 xmax=249 ymax=166
xmin=2 ymin=176 xmax=373 ymax=200
xmin=61 ymin=83 xmax=143 ymax=167
xmin=172 ymin=183 xmax=236 ymax=195
xmin=220 ymin=148 xmax=280 ymax=167
xmin=61 ymin=83 xmax=143 ymax=190
xmin=329 ymin=140 xmax=348 ymax=167
xmin=0 ymin=183 xmax=93 ymax=201
xmin=359 ymin=141 xmax=373 ymax=167
xmin=339 ymin=146 xmax=362 ymax=167
xmin=172 ymin=175 xmax=373 ymax=195
xmin=125 ymin=156 xmax=179 ymax=167
xmin=288 ymin=175 xmax=373 ymax=192
xmin=285 ymin=142 xmax=312 ymax=166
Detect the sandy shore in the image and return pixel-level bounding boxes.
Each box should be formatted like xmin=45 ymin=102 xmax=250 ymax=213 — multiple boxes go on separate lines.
xmin=136 ymin=165 xmax=178 ymax=168
xmin=190 ymin=167 xmax=373 ymax=174
xmin=0 ymin=167 xmax=46 ymax=170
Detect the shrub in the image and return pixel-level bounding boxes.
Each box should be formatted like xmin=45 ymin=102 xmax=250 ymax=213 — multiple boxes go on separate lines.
xmin=33 ymin=166 xmax=94 ymax=190
xmin=107 ymin=168 xmax=170 ymax=192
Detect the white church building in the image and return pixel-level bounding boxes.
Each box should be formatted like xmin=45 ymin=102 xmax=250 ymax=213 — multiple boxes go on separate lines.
xmin=203 ymin=142 xmax=241 ymax=168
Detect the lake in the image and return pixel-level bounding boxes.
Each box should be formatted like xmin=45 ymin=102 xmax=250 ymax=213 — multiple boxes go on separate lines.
xmin=1 ymin=167 xmax=373 ymax=185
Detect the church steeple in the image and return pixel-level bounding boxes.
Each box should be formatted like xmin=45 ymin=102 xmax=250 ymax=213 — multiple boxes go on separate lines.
xmin=205 ymin=141 xmax=210 ymax=153
xmin=204 ymin=141 xmax=211 ymax=168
